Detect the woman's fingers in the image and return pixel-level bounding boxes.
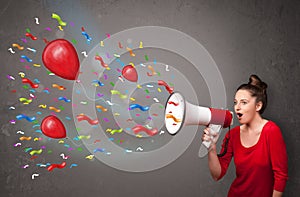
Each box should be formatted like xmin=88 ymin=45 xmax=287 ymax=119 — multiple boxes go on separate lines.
xmin=203 ymin=134 xmax=211 ymax=142
xmin=203 ymin=128 xmax=210 ymax=135
xmin=202 ymin=128 xmax=211 ymax=142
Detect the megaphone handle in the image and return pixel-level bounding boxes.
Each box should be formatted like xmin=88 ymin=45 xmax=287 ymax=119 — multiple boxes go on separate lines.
xmin=202 ymin=124 xmax=222 ymax=149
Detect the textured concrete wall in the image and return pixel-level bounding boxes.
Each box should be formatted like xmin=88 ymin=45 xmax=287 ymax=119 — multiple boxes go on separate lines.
xmin=0 ymin=0 xmax=299 ymax=196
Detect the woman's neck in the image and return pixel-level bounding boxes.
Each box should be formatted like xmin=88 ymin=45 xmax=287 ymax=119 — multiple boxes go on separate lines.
xmin=244 ymin=114 xmax=266 ymax=133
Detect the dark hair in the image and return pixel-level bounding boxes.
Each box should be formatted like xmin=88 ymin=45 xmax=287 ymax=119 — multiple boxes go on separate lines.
xmin=237 ymin=75 xmax=268 ymax=114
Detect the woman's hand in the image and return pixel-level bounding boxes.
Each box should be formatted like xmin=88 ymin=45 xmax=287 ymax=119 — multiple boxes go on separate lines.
xmin=202 ymin=127 xmax=219 ymax=151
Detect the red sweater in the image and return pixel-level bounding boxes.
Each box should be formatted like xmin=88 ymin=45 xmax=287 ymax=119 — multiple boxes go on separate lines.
xmin=218 ymin=121 xmax=288 ymax=197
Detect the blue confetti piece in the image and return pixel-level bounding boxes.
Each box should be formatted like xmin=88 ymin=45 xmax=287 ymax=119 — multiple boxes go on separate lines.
xmin=82 ymin=31 xmax=92 ymax=43
xmin=92 ymin=80 xmax=104 ymax=86
xmin=16 ymin=114 xmax=36 ymax=122
xmin=35 ymin=130 xmax=42 ymax=133
xmin=32 ymin=124 xmax=40 ymax=128
xmin=20 ymin=55 xmax=32 ymax=62
xmin=34 ymin=78 xmax=40 ymax=84
xmin=36 ymin=163 xmax=51 ymax=167
xmin=116 ymin=58 xmax=125 ymax=67
xmin=73 ymin=137 xmax=79 ymax=141
xmin=58 ymin=96 xmax=71 ymax=103
xmin=70 ymin=164 xmax=78 ymax=168
xmin=128 ymin=104 xmax=150 ymax=111
xmin=93 ymin=148 xmax=105 ymax=153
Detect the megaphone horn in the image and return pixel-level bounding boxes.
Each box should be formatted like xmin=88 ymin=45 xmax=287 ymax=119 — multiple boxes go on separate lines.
xmin=164 ymin=92 xmax=233 ymax=148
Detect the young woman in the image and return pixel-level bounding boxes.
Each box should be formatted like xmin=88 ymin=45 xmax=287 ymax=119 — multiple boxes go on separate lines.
xmin=202 ymin=75 xmax=288 ymax=197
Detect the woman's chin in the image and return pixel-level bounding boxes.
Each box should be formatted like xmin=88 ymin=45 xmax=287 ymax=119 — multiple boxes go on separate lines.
xmin=238 ymin=119 xmax=245 ymax=124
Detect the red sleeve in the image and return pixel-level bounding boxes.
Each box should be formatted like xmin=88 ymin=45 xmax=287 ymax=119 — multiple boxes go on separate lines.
xmin=217 ymin=128 xmax=235 ymax=180
xmin=268 ymin=123 xmax=288 ymax=192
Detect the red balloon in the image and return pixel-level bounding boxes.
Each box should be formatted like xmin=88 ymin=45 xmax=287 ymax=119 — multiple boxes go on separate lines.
xmin=42 ymin=39 xmax=79 ymax=80
xmin=122 ymin=65 xmax=138 ymax=82
xmin=41 ymin=115 xmax=66 ymax=139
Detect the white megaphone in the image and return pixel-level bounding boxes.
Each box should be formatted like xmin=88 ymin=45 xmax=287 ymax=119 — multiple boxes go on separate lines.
xmin=164 ymin=92 xmax=233 ymax=149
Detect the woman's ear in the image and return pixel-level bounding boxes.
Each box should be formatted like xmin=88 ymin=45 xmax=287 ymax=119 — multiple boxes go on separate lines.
xmin=256 ymin=101 xmax=263 ymax=112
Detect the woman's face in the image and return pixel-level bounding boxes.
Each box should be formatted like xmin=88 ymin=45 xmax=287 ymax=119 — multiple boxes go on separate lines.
xmin=234 ymin=89 xmax=261 ymax=124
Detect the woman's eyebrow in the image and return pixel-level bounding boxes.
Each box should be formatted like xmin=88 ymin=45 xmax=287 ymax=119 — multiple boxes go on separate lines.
xmin=234 ymin=98 xmax=249 ymax=102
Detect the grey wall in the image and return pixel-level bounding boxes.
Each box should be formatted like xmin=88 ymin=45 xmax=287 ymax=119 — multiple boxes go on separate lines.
xmin=1 ymin=0 xmax=299 ymax=196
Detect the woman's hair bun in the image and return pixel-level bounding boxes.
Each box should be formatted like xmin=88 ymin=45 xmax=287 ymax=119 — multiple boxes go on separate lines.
xmin=248 ymin=74 xmax=268 ymax=93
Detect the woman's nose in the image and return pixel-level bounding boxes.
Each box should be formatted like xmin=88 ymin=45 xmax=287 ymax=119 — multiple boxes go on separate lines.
xmin=235 ymin=103 xmax=240 ymax=110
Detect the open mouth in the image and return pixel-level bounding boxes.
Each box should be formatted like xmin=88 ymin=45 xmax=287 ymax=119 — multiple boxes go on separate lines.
xmin=236 ymin=113 xmax=243 ymax=118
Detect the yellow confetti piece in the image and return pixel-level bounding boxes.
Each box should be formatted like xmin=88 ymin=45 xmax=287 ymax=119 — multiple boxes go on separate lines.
xmin=111 ymin=90 xmax=127 ymax=99
xmin=38 ymin=104 xmax=47 ymax=108
xmin=139 ymin=41 xmax=143 ymax=48
xmin=135 ymin=134 xmax=143 ymax=138
xmin=58 ymin=140 xmax=64 ymax=144
xmin=129 ymin=62 xmax=135 ymax=67
xmin=100 ymin=41 xmax=104 ymax=47
xmin=157 ymin=88 xmax=162 ymax=92
xmin=114 ymin=113 xmax=120 ymax=116
xmin=130 ymin=97 xmax=136 ymax=101
xmin=19 ymin=98 xmax=32 ymax=104
xmin=85 ymin=155 xmax=94 ymax=160
xmin=29 ymin=149 xmax=43 ymax=155
xmin=107 ymin=128 xmax=123 ymax=135
xmin=18 ymin=72 xmax=25 ymax=78
xmin=58 ymin=25 xmax=63 ymax=31
xmin=137 ymin=85 xmax=142 ymax=89
xmin=52 ymin=13 xmax=67 ymax=26
xmin=33 ymin=64 xmax=41 ymax=67
xmin=78 ymin=135 xmax=91 ymax=140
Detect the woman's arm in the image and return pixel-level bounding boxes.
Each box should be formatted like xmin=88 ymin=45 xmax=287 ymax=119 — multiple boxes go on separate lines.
xmin=203 ymin=128 xmax=221 ymax=181
xmin=202 ymin=127 xmax=234 ymax=181
xmin=268 ymin=123 xmax=288 ymax=193
xmin=272 ymin=190 xmax=283 ymax=197
xmin=207 ymin=144 xmax=222 ymax=180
